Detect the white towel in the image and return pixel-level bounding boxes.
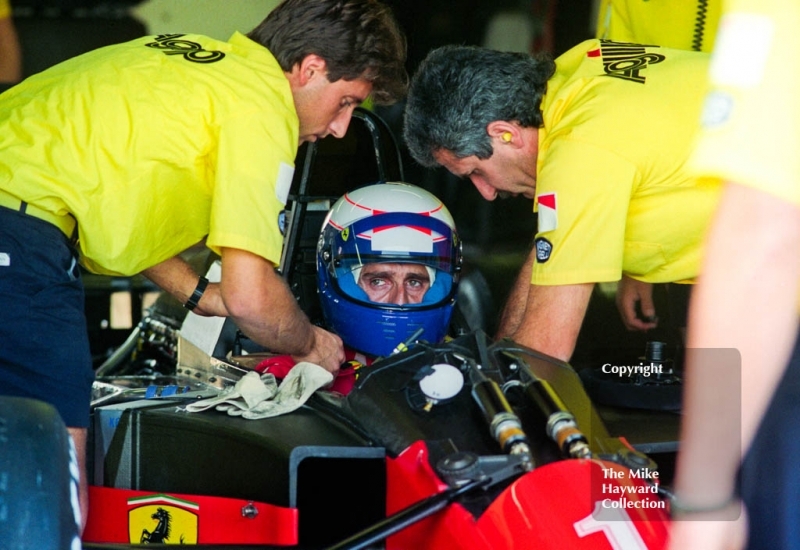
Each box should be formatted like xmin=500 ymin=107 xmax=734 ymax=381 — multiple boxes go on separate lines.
xmin=184 ymin=362 xmax=333 ymax=419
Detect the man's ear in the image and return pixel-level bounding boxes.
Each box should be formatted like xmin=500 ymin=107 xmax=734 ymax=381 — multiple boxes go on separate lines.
xmin=291 ymin=54 xmax=329 ymax=86
xmin=486 ymin=120 xmax=520 ymax=146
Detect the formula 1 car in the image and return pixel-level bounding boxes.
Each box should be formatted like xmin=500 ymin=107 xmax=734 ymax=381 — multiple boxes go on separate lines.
xmin=4 ymin=108 xmax=672 ymax=550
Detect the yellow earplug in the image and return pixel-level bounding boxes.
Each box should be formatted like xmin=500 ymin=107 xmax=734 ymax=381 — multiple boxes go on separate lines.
xmin=502 ymin=132 xmax=512 ymax=143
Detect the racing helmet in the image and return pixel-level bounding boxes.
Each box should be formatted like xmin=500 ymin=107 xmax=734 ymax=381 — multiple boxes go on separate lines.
xmin=317 ymin=182 xmax=462 ymax=357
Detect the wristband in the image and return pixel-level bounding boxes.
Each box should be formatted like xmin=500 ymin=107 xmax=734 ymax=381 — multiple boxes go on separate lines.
xmin=669 ymin=494 xmax=739 ymax=516
xmin=184 ymin=276 xmax=209 ymax=311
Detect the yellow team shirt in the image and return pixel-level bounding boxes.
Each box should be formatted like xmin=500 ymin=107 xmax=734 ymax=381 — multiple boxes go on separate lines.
xmin=596 ymin=0 xmax=722 ymax=52
xmin=0 ymin=32 xmax=298 ymax=275
xmin=0 ymin=0 xmax=10 ymax=19
xmin=691 ymin=0 xmax=800 ymax=207
xmin=533 ymin=39 xmax=720 ymax=286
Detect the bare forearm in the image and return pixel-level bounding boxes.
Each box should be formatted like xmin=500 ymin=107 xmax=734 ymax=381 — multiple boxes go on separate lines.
xmin=495 ymin=243 xmax=595 ymax=361
xmin=228 ymin=282 xmax=316 ymax=356
xmin=142 ymin=256 xmax=202 ymax=304
xmin=0 ymin=18 xmax=21 ymax=83
xmin=219 ymin=247 xmax=317 ymax=356
xmin=674 ymin=184 xmax=800 ymax=506
xmin=142 ymin=255 xmax=227 ymax=317
xmin=511 ymin=282 xmax=594 ymax=362
xmin=229 ymin=285 xmax=347 ymax=371
xmin=496 ymin=248 xmax=535 ymax=339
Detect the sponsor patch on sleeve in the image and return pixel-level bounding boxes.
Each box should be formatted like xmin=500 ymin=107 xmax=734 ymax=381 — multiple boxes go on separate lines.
xmin=537 ymin=192 xmax=557 ymax=233
xmin=535 ymin=237 xmax=553 ymax=263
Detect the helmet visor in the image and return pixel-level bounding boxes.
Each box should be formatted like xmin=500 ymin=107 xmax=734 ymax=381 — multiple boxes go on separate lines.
xmin=328 ymin=212 xmax=460 ymax=307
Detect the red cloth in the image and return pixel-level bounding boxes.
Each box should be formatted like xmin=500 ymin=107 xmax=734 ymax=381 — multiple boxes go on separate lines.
xmin=254 ymin=349 xmax=371 ymax=395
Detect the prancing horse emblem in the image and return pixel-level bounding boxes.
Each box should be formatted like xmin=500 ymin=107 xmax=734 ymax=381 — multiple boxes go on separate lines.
xmin=140 ymin=507 xmax=173 ymax=544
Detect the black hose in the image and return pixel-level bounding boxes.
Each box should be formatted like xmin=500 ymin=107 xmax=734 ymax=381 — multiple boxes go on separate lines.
xmin=94 ymin=326 xmax=141 ymax=377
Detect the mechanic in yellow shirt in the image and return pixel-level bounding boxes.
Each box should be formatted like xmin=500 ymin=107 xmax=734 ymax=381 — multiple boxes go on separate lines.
xmin=668 ymin=2 xmax=800 ymax=549
xmin=0 ymin=0 xmax=406 ymax=534
xmin=595 ymin=0 xmax=722 ymax=53
xmin=592 ymin=0 xmax=723 ymax=337
xmin=403 ymin=39 xmax=717 ymax=363
xmin=0 ymin=0 xmax=21 ymax=84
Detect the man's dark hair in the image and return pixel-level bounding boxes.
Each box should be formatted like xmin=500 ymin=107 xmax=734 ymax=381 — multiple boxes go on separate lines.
xmin=403 ymin=45 xmax=555 ymax=167
xmin=248 ymin=0 xmax=407 ymax=105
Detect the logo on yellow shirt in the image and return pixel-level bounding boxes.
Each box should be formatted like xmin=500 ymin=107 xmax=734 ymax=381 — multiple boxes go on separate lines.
xmin=588 ymin=40 xmax=665 ymax=84
xmin=146 ymin=34 xmax=226 ymax=64
xmin=535 ymin=237 xmax=552 ymax=263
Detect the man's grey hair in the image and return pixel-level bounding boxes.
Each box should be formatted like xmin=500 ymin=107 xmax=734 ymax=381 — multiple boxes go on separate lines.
xmin=403 ymin=45 xmax=555 ymax=167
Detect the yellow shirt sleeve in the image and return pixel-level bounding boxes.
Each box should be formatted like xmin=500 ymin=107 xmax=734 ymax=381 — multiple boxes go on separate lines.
xmin=532 ymin=140 xmax=634 ymax=285
xmin=0 ymin=0 xmax=11 ymax=19
xmin=691 ymin=0 xmax=800 ymax=206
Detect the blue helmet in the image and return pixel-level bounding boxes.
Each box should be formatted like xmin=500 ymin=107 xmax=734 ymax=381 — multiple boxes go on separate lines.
xmin=317 ymin=182 xmax=462 ymax=357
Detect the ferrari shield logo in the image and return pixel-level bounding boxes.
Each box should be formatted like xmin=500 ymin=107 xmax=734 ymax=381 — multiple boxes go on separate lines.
xmin=128 ymin=494 xmax=199 ymax=544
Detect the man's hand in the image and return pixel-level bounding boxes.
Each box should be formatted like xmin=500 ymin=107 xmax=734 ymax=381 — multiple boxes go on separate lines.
xmin=291 ymin=325 xmax=346 ymax=374
xmin=615 ymin=275 xmax=658 ymax=331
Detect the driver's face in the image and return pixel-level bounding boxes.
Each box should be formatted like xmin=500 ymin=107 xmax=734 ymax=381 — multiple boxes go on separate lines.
xmin=357 ymin=263 xmax=431 ymax=305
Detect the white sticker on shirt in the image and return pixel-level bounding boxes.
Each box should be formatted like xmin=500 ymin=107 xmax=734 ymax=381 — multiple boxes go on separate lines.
xmin=710 ymin=14 xmax=773 ymax=88
xmin=274 ymin=162 xmax=295 ymax=205
xmin=700 ymin=90 xmax=735 ymax=128
xmin=537 ymin=192 xmax=558 ymax=233
xmin=0 ymin=252 xmax=8 ymax=266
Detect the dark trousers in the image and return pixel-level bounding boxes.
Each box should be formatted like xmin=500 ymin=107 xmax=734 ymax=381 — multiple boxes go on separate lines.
xmin=0 ymin=206 xmax=94 ymax=428
xmin=741 ymin=328 xmax=800 ymax=550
